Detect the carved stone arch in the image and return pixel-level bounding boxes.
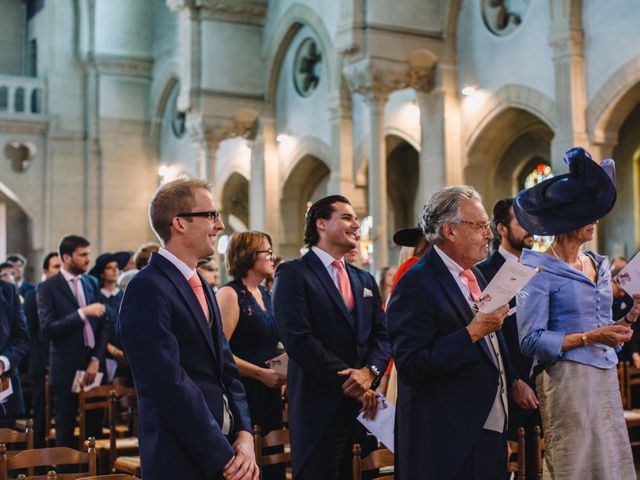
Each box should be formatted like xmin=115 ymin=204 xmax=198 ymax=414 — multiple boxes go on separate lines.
xmin=220 ymin=171 xmax=250 ymax=234
xmin=148 ymin=66 xmax=181 ymax=150
xmin=279 ymin=153 xmax=331 ymax=259
xmin=588 ymin=56 xmax=640 ymax=144
xmin=279 ymin=136 xmax=332 ymax=188
xmin=464 ymin=84 xmax=557 ymax=150
xmin=215 ymin=153 xmax=251 ymax=199
xmin=466 ymin=104 xmax=554 ymax=208
xmin=263 ymin=4 xmax=338 ymax=102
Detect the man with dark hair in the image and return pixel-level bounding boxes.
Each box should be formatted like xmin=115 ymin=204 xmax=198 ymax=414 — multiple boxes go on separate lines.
xmin=24 ymin=252 xmax=61 ymax=446
xmin=119 ymin=178 xmax=257 ymax=480
xmin=6 ymin=253 xmax=35 ymax=297
xmin=0 ymin=268 xmax=30 ymax=427
xmin=36 ymin=235 xmax=109 ymax=448
xmin=273 ymin=195 xmax=390 ymax=480
xmin=476 ymin=197 xmax=540 ymax=479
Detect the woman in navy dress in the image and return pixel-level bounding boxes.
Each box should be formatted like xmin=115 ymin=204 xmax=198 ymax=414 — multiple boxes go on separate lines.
xmin=217 ymin=231 xmax=285 ymax=480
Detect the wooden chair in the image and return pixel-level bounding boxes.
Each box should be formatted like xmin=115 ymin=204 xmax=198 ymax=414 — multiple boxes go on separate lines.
xmin=534 ymin=426 xmax=544 ymax=480
xmin=507 ymin=427 xmax=525 ymax=479
xmin=0 ymin=437 xmax=97 ymax=480
xmin=76 ymin=475 xmax=139 ymax=480
xmin=0 ymin=419 xmax=34 ymax=455
xmin=105 ymin=388 xmax=138 ymax=474
xmin=352 ymin=444 xmax=394 ymax=480
xmin=111 ymin=456 xmax=141 ymax=478
xmin=253 ymin=425 xmax=290 ymax=479
xmin=78 ymin=385 xmax=113 ymax=450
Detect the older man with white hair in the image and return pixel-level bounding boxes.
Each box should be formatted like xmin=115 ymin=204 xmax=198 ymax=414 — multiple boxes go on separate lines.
xmin=387 ymin=186 xmax=511 ymax=480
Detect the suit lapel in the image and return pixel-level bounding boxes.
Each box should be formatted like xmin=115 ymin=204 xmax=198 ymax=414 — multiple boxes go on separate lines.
xmin=304 ymin=251 xmax=355 ymax=331
xmin=428 ymin=249 xmax=495 ymax=365
xmin=151 ymin=255 xmax=217 ymax=356
xmin=202 ymin=278 xmax=224 ymax=375
xmin=55 ymin=273 xmax=79 ymax=307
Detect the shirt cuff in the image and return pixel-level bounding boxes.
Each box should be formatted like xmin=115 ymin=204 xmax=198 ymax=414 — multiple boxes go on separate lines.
xmin=0 ymin=356 xmax=10 ymax=373
xmin=78 ymin=308 xmax=87 ymax=321
xmin=534 ymin=330 xmax=565 ymax=362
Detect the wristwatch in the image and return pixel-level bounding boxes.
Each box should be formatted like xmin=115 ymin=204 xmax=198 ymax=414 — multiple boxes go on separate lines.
xmin=366 ymin=364 xmax=382 ymax=389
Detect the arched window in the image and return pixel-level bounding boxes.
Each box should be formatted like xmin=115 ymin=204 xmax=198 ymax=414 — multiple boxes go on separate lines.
xmin=14 ymin=87 xmax=25 ymax=113
xmin=522 ymin=162 xmax=554 ymax=250
xmin=0 ymin=86 xmax=7 ymax=111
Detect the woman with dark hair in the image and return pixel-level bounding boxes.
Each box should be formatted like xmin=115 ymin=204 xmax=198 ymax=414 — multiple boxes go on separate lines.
xmin=516 ymin=147 xmax=640 ymax=479
xmin=216 ymin=231 xmax=285 ymax=480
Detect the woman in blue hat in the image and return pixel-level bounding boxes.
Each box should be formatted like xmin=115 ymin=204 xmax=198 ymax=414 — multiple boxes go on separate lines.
xmin=515 ymin=147 xmax=640 ymax=479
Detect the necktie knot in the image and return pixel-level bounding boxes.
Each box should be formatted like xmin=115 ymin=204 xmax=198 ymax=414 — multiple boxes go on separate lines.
xmin=460 ymin=269 xmax=481 ymax=301
xmin=188 ymin=273 xmax=202 ymax=289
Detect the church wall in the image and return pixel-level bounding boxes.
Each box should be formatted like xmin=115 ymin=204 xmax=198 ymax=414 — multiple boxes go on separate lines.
xmin=0 ymin=0 xmax=26 ymax=75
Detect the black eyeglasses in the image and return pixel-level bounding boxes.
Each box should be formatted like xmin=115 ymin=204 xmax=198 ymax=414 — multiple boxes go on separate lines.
xmin=176 ymin=210 xmax=221 ymax=222
xmin=256 ymin=250 xmax=274 ymax=260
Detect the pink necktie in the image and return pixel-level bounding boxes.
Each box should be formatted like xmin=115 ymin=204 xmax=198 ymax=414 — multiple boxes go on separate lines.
xmin=71 ymin=277 xmax=95 ymax=349
xmin=332 ymin=260 xmax=354 ymax=310
xmin=460 ymin=269 xmax=481 ymax=301
xmin=188 ymin=273 xmax=210 ymax=322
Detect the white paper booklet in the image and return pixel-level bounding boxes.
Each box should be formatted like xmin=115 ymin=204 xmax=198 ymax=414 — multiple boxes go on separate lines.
xmin=357 ymin=393 xmax=395 ymax=453
xmin=265 ymin=352 xmax=288 ymax=377
xmin=71 ymin=370 xmax=104 ymax=393
xmin=474 ymin=259 xmax=538 ymax=313
xmin=616 ymin=252 xmax=640 ymax=297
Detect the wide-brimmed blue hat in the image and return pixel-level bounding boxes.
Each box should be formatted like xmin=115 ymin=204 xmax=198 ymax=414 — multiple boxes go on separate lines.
xmin=89 ymin=252 xmax=130 ymax=279
xmin=513 ymin=147 xmax=616 ymax=236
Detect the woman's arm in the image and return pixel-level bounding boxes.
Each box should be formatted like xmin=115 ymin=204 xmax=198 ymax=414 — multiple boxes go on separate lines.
xmin=216 ymin=286 xmax=284 ymax=389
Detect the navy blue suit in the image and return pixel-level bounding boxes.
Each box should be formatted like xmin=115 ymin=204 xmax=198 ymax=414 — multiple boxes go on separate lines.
xmin=0 ymin=280 xmax=30 ymax=419
xmin=272 ymin=250 xmax=390 ymax=479
xmin=387 ymin=248 xmax=513 ymax=480
xmin=118 ymin=253 xmax=251 ymax=480
xmin=37 ymin=272 xmax=109 ymax=446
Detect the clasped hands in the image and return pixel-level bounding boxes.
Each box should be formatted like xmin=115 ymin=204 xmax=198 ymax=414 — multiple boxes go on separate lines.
xmin=338 ymin=367 xmax=378 ymax=420
xmin=223 ymin=431 xmax=259 ymax=480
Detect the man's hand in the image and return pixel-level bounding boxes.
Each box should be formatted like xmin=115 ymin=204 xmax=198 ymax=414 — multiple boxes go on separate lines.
xmin=81 ymin=303 xmax=106 ymax=318
xmin=83 ymin=358 xmax=100 ymax=385
xmin=589 ymin=324 xmax=632 ymax=347
xmin=511 ymin=379 xmax=539 ymax=410
xmin=359 ymin=390 xmax=378 ymax=420
xmin=627 ymin=294 xmax=640 ymax=323
xmin=466 ymin=305 xmax=509 ymax=342
xmin=338 ymin=367 xmax=374 ymax=399
xmin=223 ymin=431 xmax=259 ymax=480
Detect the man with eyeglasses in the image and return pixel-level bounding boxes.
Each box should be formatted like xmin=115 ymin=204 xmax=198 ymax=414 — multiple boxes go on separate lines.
xmin=118 ymin=178 xmax=257 ymax=480
xmin=387 ymin=186 xmax=512 ymax=480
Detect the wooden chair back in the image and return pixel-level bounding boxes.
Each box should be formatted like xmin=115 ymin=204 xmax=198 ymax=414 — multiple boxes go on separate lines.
xmin=0 ymin=438 xmax=97 ymax=480
xmin=618 ymin=362 xmax=627 ymax=408
xmin=253 ymin=425 xmax=290 ymax=478
xmin=0 ymin=419 xmax=34 ymax=450
xmin=624 ymin=362 xmax=640 ymax=409
xmin=44 ymin=375 xmax=53 ymax=446
xmin=77 ymin=475 xmax=139 ymax=480
xmin=507 ymin=426 xmax=526 ymax=478
xmin=78 ymin=385 xmax=113 ymax=449
xmin=108 ymin=388 xmax=139 ymax=471
xmin=352 ymin=444 xmax=394 ymax=480
xmin=534 ymin=425 xmax=544 ymax=479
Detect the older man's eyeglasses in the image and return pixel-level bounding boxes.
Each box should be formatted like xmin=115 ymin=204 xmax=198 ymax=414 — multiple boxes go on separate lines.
xmin=176 ymin=210 xmax=221 ymax=222
xmin=458 ymin=220 xmax=492 ymax=232
xmin=256 ymin=250 xmax=274 ymax=260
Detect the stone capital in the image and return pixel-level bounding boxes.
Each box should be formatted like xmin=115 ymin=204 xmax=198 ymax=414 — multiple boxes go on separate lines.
xmin=167 ymin=0 xmax=267 ymax=25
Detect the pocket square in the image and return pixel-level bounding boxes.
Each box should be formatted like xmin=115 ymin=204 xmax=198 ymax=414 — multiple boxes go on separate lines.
xmin=363 ymin=288 xmax=373 ymax=298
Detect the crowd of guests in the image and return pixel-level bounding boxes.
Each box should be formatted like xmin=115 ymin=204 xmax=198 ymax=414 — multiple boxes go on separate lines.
xmin=0 ymin=147 xmax=639 ymax=479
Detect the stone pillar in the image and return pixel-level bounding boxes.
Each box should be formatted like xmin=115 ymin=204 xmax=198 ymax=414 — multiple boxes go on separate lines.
xmin=186 ymin=112 xmax=211 ymax=180
xmin=363 ymin=89 xmax=389 ymax=272
xmin=548 ymin=0 xmax=588 ymax=172
xmin=327 ymin=92 xmax=355 ymax=196
xmin=249 ymin=115 xmax=280 ymax=244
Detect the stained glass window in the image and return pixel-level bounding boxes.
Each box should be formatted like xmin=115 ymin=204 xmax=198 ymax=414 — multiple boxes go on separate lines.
xmin=523 ymin=162 xmax=553 ymax=251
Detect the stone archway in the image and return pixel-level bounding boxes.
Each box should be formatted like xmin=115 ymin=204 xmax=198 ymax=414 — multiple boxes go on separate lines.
xmin=0 ymin=181 xmax=34 ymax=281
xmin=221 ymin=172 xmax=249 ymax=235
xmin=279 ymin=154 xmax=330 ymax=260
xmin=466 ymin=107 xmax=554 ymax=209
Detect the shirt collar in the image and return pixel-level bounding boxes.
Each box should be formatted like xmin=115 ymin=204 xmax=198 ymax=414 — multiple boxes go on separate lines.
xmin=498 ymin=245 xmax=520 ymax=264
xmin=433 ymin=245 xmax=465 ymax=277
xmin=60 ymin=267 xmax=80 ymax=282
xmin=158 ymin=248 xmax=197 ymax=281
xmin=311 ymin=246 xmax=345 ymax=269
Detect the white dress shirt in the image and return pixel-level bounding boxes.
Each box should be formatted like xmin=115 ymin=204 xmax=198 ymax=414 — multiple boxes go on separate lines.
xmin=311 ymin=246 xmax=348 ymax=291
xmin=498 ymin=245 xmax=520 ymax=264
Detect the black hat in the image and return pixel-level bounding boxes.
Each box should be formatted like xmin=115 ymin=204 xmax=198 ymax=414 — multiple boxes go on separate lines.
xmin=393 ymin=227 xmax=423 ymax=247
xmin=513 ymin=147 xmax=616 ymax=236
xmin=89 ymin=252 xmax=130 ymax=279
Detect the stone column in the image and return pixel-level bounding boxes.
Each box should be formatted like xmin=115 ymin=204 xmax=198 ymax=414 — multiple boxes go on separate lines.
xmin=327 ymin=92 xmax=355 ymax=197
xmin=186 ymin=112 xmax=211 ymax=180
xmin=548 ymin=0 xmax=588 ymax=172
xmin=363 ymin=88 xmax=389 ymax=272
xmin=249 ymin=115 xmax=280 ymax=244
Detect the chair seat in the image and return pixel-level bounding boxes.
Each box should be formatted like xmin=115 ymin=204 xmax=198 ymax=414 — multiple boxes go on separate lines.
xmin=85 ymin=436 xmax=139 ymax=451
xmin=114 ymin=455 xmax=142 ymax=475
xmin=14 ymin=418 xmax=29 ymax=430
xmin=624 ymin=409 xmax=640 ymax=426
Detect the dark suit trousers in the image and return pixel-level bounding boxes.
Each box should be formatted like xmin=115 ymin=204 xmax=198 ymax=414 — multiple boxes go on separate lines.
xmin=456 ymin=429 xmax=507 ymax=480
xmin=297 ymin=398 xmax=371 ymax=480
xmin=53 ymin=386 xmax=102 ymax=448
xmin=30 ymin=374 xmax=46 ymax=448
